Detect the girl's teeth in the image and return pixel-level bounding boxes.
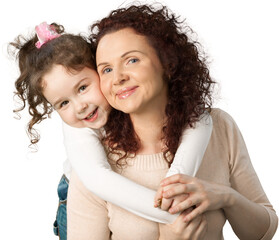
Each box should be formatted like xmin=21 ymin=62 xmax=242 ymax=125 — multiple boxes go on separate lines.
xmin=86 ymin=108 xmax=97 ymax=120
xmin=86 ymin=112 xmax=94 ymax=119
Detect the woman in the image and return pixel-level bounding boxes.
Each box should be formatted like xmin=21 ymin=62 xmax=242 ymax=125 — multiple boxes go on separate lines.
xmin=67 ymin=4 xmax=278 ymax=239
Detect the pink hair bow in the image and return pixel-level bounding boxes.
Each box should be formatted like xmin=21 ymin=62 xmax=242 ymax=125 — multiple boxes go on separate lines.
xmin=35 ymin=22 xmax=60 ymax=49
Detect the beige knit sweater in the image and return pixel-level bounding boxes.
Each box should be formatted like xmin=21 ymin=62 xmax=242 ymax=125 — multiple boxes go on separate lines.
xmin=67 ymin=108 xmax=278 ymax=240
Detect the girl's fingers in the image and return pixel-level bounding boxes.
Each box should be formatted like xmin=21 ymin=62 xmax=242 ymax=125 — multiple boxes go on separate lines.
xmin=154 ymin=186 xmax=163 ymax=207
xmin=160 ymin=197 xmax=173 ymax=211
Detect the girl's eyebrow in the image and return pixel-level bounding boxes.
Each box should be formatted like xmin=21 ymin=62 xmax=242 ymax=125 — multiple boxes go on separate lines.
xmin=53 ymin=97 xmax=64 ymax=109
xmin=97 ymin=50 xmax=144 ymax=69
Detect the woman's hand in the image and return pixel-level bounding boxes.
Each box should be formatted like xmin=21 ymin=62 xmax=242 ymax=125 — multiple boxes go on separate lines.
xmin=158 ymin=174 xmax=234 ymax=222
xmin=159 ymin=208 xmax=207 ymax=240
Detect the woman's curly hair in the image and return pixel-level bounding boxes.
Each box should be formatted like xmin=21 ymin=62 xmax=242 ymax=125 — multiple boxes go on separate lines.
xmin=90 ymin=4 xmax=216 ymax=167
xmin=10 ymin=23 xmax=95 ymax=147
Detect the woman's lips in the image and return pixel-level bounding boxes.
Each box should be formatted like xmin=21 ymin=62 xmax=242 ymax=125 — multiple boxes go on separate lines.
xmin=84 ymin=108 xmax=98 ymax=122
xmin=116 ymin=86 xmax=138 ymax=100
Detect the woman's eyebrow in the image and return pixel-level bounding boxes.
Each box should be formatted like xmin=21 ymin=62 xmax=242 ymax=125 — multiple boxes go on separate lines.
xmin=97 ymin=50 xmax=144 ymax=69
xmin=120 ymin=50 xmax=144 ymax=58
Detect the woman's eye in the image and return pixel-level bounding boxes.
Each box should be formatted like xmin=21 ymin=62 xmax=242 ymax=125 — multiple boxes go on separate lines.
xmin=60 ymin=101 xmax=69 ymax=108
xmin=103 ymin=68 xmax=112 ymax=74
xmin=128 ymin=58 xmax=139 ymax=64
xmin=79 ymin=85 xmax=87 ymax=92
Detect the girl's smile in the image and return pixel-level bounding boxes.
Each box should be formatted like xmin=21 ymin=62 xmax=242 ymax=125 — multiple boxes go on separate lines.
xmin=42 ymin=65 xmax=111 ymax=129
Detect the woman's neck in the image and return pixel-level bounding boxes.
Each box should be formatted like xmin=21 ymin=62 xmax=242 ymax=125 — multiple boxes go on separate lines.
xmin=130 ymin=109 xmax=166 ymax=155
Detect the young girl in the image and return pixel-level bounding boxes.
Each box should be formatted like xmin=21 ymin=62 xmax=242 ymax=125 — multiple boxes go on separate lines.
xmin=11 ymin=22 xmax=212 ymax=239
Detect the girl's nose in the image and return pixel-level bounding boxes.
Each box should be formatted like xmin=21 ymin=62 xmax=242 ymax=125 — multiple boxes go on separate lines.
xmin=75 ymin=100 xmax=88 ymax=115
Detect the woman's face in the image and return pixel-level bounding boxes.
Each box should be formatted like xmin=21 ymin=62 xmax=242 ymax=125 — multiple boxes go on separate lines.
xmin=96 ymin=28 xmax=167 ymax=115
xmin=43 ymin=65 xmax=111 ymax=129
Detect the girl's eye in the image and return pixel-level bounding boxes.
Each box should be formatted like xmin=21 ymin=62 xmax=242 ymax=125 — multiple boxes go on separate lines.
xmin=79 ymin=85 xmax=87 ymax=92
xmin=103 ymin=68 xmax=112 ymax=74
xmin=128 ymin=58 xmax=139 ymax=64
xmin=60 ymin=101 xmax=69 ymax=108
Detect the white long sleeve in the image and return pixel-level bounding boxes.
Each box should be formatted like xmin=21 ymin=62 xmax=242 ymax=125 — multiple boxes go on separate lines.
xmin=165 ymin=112 xmax=213 ymax=177
xmin=63 ymin=113 xmax=212 ymax=224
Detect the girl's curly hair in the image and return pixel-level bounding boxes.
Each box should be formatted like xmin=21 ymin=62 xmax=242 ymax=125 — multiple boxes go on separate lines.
xmin=90 ymin=4 xmax=216 ymax=167
xmin=10 ymin=23 xmax=95 ymax=147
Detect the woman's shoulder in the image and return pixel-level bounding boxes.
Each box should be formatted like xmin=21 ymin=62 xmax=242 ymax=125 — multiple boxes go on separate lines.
xmin=209 ymin=108 xmax=238 ymax=129
xmin=210 ymin=108 xmax=233 ymax=120
xmin=208 ymin=108 xmax=243 ymax=145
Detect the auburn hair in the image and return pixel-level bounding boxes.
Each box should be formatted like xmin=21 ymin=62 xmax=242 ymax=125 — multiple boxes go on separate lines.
xmin=90 ymin=4 xmax=216 ymax=166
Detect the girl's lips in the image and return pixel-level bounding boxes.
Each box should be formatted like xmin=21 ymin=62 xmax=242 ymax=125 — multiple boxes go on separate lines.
xmin=116 ymin=86 xmax=138 ymax=100
xmin=84 ymin=108 xmax=98 ymax=122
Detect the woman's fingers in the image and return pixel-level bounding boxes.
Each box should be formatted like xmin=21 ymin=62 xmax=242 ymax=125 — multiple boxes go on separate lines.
xmin=171 ymin=193 xmax=189 ymax=208
xmin=160 ymin=193 xmax=190 ymax=211
xmin=177 ymin=212 xmax=204 ymax=239
xmin=160 ymin=174 xmax=192 ymax=186
xmin=162 ymin=183 xmax=196 ymax=199
xmin=183 ymin=202 xmax=209 ymax=222
xmin=192 ymin=214 xmax=207 ymax=240
xmin=185 ymin=214 xmax=203 ymax=231
xmin=168 ymin=193 xmax=202 ymax=214
xmin=160 ymin=209 xmax=207 ymax=240
xmin=173 ymin=207 xmax=193 ymax=228
xmin=159 ymin=173 xmax=225 ymax=224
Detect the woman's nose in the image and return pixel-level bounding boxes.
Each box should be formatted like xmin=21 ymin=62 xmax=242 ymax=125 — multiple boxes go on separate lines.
xmin=113 ymin=68 xmax=129 ymax=85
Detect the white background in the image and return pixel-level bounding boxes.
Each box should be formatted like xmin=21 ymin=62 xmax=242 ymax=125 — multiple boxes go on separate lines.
xmin=1 ymin=0 xmax=278 ymax=239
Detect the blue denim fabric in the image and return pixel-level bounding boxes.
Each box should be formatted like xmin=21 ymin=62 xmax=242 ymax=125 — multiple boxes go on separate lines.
xmin=53 ymin=175 xmax=68 ymax=240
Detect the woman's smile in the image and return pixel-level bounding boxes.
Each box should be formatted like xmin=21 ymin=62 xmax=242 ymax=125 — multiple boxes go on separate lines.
xmin=96 ymin=28 xmax=167 ymax=114
xmin=116 ymin=86 xmax=139 ymax=100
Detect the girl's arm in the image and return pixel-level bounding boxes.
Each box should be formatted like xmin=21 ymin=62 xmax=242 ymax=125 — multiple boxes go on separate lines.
xmin=155 ymin=112 xmax=212 ymax=209
xmin=166 ymin=112 xmax=212 ymax=177
xmin=63 ymin=123 xmax=178 ymax=224
xmin=63 ymin=113 xmax=212 ymax=224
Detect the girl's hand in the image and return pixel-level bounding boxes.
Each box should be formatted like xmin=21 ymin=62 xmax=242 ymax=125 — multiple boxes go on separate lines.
xmin=159 ymin=208 xmax=207 ymax=240
xmin=160 ymin=174 xmax=234 ymax=222
xmin=154 ymin=185 xmax=189 ymax=211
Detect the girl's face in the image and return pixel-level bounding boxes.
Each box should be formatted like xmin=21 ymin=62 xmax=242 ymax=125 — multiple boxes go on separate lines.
xmin=42 ymin=65 xmax=111 ymax=129
xmin=96 ymin=28 xmax=167 ymax=115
